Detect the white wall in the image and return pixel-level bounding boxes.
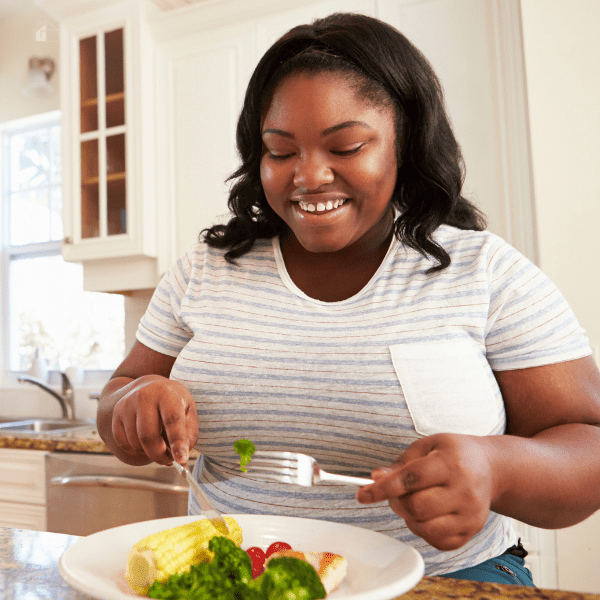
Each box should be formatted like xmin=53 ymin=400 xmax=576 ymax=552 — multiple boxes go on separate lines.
xmin=520 ymin=0 xmax=600 ymax=594
xmin=0 ymin=10 xmax=60 ymax=122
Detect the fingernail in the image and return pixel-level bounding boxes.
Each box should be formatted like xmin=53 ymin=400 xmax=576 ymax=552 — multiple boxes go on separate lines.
xmin=176 ymin=448 xmax=188 ymax=462
xmin=357 ymin=490 xmax=372 ymax=504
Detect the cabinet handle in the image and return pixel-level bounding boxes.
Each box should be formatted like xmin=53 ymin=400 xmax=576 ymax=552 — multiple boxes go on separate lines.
xmin=50 ymin=475 xmax=189 ymax=494
xmin=63 ymin=236 xmax=73 ymax=244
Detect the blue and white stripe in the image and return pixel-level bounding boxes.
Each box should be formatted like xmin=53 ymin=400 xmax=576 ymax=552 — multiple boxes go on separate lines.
xmin=137 ymin=225 xmax=590 ymax=575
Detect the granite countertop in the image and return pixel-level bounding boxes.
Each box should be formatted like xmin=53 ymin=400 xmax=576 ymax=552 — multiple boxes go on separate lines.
xmin=0 ymin=427 xmax=200 ymax=458
xmin=0 ymin=426 xmax=110 ymax=453
xmin=1 ymin=527 xmax=598 ymax=600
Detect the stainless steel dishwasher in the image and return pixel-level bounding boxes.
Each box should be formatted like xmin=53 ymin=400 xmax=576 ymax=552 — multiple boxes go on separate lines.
xmin=45 ymin=452 xmax=193 ymax=535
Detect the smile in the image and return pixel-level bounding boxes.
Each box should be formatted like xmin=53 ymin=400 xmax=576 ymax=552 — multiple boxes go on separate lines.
xmin=298 ymin=198 xmax=347 ymax=214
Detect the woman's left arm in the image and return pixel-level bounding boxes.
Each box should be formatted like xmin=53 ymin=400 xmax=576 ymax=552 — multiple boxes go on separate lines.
xmin=487 ymin=354 xmax=600 ymax=528
xmin=357 ymin=355 xmax=600 ymax=550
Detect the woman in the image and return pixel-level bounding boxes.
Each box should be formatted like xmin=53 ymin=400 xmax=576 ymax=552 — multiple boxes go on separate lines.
xmin=97 ymin=13 xmax=600 ymax=584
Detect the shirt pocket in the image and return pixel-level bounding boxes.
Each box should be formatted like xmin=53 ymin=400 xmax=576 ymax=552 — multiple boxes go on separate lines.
xmin=389 ymin=340 xmax=498 ymax=436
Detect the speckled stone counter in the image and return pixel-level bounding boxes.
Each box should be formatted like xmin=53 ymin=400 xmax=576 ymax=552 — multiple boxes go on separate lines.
xmin=1 ymin=527 xmax=598 ymax=600
xmin=403 ymin=577 xmax=600 ymax=599
xmin=0 ymin=527 xmax=93 ymax=599
xmin=0 ymin=426 xmax=201 ymax=457
xmin=0 ymin=428 xmax=110 ymax=453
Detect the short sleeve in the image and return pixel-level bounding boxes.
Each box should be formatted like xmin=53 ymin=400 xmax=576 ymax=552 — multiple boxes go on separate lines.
xmin=484 ymin=239 xmax=591 ymax=371
xmin=136 ymin=246 xmax=197 ymax=357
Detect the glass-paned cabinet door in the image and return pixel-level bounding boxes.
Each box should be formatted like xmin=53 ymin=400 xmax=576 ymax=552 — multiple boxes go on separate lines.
xmin=78 ymin=27 xmax=126 ymax=240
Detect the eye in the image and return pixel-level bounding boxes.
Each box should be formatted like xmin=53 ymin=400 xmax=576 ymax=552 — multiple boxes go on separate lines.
xmin=269 ymin=152 xmax=294 ymax=160
xmin=331 ymin=144 xmax=363 ymax=156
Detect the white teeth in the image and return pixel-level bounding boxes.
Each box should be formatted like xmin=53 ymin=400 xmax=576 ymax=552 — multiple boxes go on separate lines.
xmin=298 ymin=199 xmax=347 ymax=213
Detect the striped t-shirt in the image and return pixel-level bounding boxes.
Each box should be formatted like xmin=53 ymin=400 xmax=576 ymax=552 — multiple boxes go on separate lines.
xmin=137 ymin=225 xmax=591 ymax=576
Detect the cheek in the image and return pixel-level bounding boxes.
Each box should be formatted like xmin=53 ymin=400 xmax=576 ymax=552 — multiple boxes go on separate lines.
xmin=349 ymin=153 xmax=397 ymax=195
xmin=260 ymin=159 xmax=286 ymax=196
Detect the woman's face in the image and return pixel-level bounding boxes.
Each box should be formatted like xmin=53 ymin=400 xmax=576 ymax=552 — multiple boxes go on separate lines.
xmin=260 ymin=72 xmax=398 ymax=255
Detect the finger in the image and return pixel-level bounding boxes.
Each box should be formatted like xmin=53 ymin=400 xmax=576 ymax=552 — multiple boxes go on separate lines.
xmin=390 ymin=503 xmax=472 ymax=552
xmin=136 ymin=407 xmax=171 ymax=465
xmin=160 ymin=394 xmax=192 ymax=464
xmin=370 ymin=436 xmax=439 ymax=479
xmin=113 ymin=404 xmax=145 ymax=455
xmin=185 ymin=403 xmax=199 ymax=449
xmin=112 ymin=416 xmax=134 ymax=454
xmin=357 ymin=451 xmax=449 ymax=504
xmin=393 ymin=484 xmax=460 ymax=524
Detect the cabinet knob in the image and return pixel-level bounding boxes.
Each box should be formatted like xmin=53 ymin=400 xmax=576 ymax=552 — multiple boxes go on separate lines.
xmin=63 ymin=236 xmax=73 ymax=244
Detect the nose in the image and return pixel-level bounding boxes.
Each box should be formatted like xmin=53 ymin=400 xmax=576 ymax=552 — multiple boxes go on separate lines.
xmin=292 ymin=153 xmax=334 ymax=190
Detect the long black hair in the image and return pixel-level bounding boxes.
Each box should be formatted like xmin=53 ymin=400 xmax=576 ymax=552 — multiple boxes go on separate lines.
xmin=202 ymin=12 xmax=486 ymax=272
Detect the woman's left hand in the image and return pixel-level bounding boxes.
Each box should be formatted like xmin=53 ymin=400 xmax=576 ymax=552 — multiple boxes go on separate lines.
xmin=356 ymin=433 xmax=495 ymax=551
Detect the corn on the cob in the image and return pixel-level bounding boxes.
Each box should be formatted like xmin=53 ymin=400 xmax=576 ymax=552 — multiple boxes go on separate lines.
xmin=125 ymin=516 xmax=242 ymax=595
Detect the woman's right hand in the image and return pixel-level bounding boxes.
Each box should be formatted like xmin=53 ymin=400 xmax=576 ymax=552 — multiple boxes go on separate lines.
xmin=110 ymin=374 xmax=198 ymax=466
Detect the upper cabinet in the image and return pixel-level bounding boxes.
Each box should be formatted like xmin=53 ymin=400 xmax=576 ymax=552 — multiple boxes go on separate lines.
xmin=78 ymin=27 xmax=127 ymax=241
xmin=42 ymin=0 xmax=159 ymax=291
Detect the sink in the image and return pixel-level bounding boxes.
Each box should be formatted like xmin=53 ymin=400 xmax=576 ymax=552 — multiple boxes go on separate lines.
xmin=0 ymin=418 xmax=96 ymax=436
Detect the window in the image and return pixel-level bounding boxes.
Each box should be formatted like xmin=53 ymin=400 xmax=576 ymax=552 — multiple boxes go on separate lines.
xmin=1 ymin=111 xmax=125 ymax=382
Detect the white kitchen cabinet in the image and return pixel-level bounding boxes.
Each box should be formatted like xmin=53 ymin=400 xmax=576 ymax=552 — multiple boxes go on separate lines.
xmin=0 ymin=448 xmax=48 ymax=531
xmin=40 ymin=0 xmax=159 ymax=292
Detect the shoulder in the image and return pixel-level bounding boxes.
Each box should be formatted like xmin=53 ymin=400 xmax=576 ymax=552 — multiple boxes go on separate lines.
xmin=433 ymin=225 xmax=506 ymax=257
xmin=177 ymin=237 xmax=277 ymax=275
xmin=431 ymin=226 xmax=533 ymax=277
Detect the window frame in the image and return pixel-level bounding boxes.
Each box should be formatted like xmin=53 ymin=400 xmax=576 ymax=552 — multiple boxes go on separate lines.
xmin=0 ymin=110 xmax=120 ymax=391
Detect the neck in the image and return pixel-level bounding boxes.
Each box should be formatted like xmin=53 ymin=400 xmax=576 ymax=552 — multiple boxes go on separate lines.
xmin=279 ymin=207 xmax=396 ymax=302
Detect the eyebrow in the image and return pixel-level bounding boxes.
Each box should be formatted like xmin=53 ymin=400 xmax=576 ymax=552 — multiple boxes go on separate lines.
xmin=262 ymin=120 xmax=373 ymax=139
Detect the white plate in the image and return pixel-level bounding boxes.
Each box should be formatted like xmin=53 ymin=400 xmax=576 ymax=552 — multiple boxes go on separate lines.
xmin=59 ymin=514 xmax=424 ymax=600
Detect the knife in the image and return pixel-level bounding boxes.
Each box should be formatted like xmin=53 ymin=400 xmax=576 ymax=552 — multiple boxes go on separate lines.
xmin=161 ymin=430 xmax=229 ymax=534
xmin=172 ymin=461 xmax=230 ymax=534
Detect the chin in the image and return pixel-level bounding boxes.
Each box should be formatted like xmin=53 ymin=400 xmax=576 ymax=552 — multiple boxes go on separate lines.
xmin=297 ymin=237 xmax=350 ymax=254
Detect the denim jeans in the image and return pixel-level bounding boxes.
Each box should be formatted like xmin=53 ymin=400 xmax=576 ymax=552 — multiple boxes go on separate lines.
xmin=438 ymin=540 xmax=534 ymax=586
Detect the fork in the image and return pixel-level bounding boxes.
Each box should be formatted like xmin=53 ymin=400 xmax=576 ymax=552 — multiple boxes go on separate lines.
xmin=241 ymin=451 xmax=374 ymax=487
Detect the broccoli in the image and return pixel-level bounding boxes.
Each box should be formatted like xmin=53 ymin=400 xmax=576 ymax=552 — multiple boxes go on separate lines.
xmin=209 ymin=536 xmax=253 ymax=585
xmin=147 ymin=562 xmax=236 ymax=600
xmin=147 ymin=538 xmax=326 ymax=600
xmin=250 ymin=557 xmax=326 ymax=600
xmin=234 ymin=439 xmax=256 ymax=473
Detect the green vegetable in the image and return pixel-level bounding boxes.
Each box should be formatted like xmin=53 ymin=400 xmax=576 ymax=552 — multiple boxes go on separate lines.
xmin=209 ymin=536 xmax=253 ymax=585
xmin=147 ymin=562 xmax=235 ymax=599
xmin=147 ymin=538 xmax=326 ymax=600
xmin=252 ymin=557 xmax=326 ymax=600
xmin=234 ymin=439 xmax=256 ymax=473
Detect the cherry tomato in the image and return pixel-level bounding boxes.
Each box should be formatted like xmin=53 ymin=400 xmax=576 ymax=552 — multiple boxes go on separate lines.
xmin=246 ymin=546 xmax=266 ymax=565
xmin=266 ymin=541 xmax=292 ymax=557
xmin=253 ymin=564 xmax=265 ymax=578
xmin=246 ymin=546 xmax=267 ymax=578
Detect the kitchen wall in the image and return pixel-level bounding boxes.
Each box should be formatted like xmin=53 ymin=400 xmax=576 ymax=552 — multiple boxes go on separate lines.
xmin=0 ymin=9 xmax=60 ymax=122
xmin=520 ymin=0 xmax=600 ymax=594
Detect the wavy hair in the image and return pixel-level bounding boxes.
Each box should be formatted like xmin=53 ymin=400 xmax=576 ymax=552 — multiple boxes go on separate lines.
xmin=202 ymin=12 xmax=486 ymax=272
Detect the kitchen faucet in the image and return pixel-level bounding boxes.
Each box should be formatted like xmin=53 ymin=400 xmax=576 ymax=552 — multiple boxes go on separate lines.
xmin=18 ymin=373 xmax=75 ymax=420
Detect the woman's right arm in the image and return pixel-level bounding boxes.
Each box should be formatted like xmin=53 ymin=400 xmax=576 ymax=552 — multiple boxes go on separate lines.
xmin=97 ymin=341 xmax=198 ymax=467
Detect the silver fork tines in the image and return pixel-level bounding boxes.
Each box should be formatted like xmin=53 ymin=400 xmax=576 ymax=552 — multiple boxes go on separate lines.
xmin=238 ymin=451 xmax=374 ymax=487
